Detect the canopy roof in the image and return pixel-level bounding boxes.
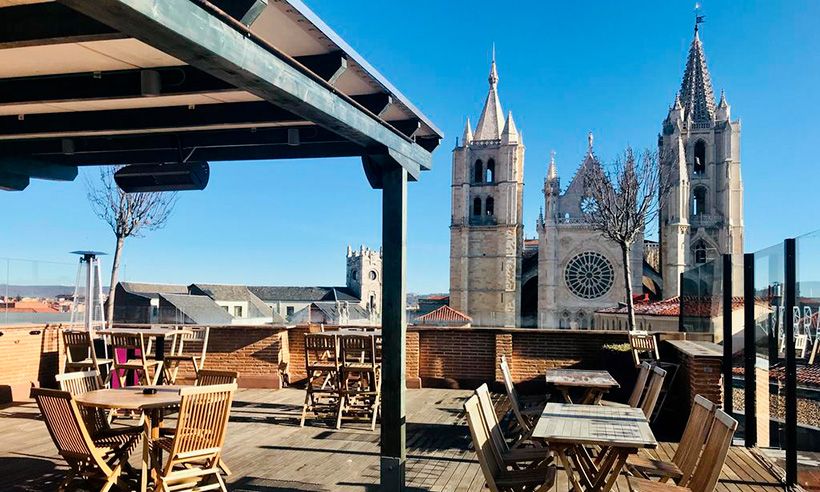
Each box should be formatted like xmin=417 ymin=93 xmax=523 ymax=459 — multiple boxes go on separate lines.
xmin=0 ymin=0 xmax=442 ymax=190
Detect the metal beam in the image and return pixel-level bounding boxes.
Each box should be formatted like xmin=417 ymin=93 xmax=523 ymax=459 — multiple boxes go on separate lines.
xmin=390 ymin=119 xmax=421 ymax=139
xmin=0 ymin=3 xmax=124 ymax=49
xmin=294 ymin=51 xmax=348 ymax=85
xmin=351 ymin=93 xmax=392 ymax=117
xmin=721 ymin=254 xmax=733 ymax=415
xmin=0 ymin=66 xmax=235 ymax=107
xmin=379 ymin=157 xmax=407 ymax=489
xmin=0 ymin=101 xmax=305 ymax=139
xmin=209 ymin=0 xmax=268 ymax=26
xmin=59 ymin=0 xmax=431 ymax=180
xmin=0 ymin=126 xmax=362 ymax=165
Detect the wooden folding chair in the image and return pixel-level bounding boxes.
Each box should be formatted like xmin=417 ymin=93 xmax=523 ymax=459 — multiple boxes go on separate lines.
xmin=196 ymin=369 xmax=238 ymax=386
xmin=601 ymin=362 xmax=652 ymax=408
xmin=629 ymin=331 xmax=660 ymax=367
xmin=475 ymin=384 xmax=550 ymax=466
xmin=110 ymin=332 xmax=162 ymax=387
xmin=62 ymin=330 xmax=113 ymax=386
xmin=55 ymin=370 xmax=142 ymax=438
xmin=163 ymin=326 xmax=210 ymax=384
xmin=464 ymin=394 xmax=556 ymax=492
xmin=31 ymin=388 xmax=138 ymax=492
xmin=627 ymin=395 xmax=716 ymax=483
xmin=628 ymin=409 xmax=737 ymax=492
xmin=641 ymin=365 xmax=667 ymax=421
xmin=153 ymin=384 xmax=237 ymax=492
xmin=499 ymin=355 xmax=545 ymax=440
xmin=338 ymin=334 xmax=380 ymax=430
xmin=300 ymin=333 xmax=341 ymax=427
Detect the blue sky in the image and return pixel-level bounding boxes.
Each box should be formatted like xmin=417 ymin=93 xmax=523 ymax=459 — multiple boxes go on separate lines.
xmin=1 ymin=1 xmax=818 ymax=293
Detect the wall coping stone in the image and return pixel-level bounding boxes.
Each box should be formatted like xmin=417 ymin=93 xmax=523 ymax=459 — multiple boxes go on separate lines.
xmin=667 ymin=340 xmax=723 ymax=358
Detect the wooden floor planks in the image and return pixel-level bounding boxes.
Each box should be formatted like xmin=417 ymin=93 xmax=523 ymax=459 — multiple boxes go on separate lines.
xmin=0 ymin=388 xmax=788 ymax=491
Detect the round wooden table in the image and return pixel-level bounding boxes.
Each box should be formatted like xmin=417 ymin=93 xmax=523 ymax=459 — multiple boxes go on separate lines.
xmin=75 ymin=386 xmax=185 ymax=492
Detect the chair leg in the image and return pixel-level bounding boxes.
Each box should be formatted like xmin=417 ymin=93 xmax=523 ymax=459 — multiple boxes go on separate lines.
xmin=218 ymin=457 xmax=232 ymax=476
xmin=300 ymin=381 xmax=312 ymax=427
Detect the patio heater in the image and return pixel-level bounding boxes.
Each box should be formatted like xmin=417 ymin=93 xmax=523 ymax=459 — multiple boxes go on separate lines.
xmin=68 ymin=250 xmax=108 ymax=337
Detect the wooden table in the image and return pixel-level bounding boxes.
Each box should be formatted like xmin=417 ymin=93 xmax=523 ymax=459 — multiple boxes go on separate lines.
xmin=98 ymin=328 xmax=191 ymax=385
xmin=544 ymin=369 xmax=620 ymax=404
xmin=76 ymin=386 xmax=185 ymax=492
xmin=532 ymin=403 xmax=657 ymax=492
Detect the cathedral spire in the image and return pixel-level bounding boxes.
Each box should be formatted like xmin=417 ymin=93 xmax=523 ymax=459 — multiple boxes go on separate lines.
xmin=501 ymin=111 xmax=518 ymax=143
xmin=678 ymin=24 xmax=716 ymax=123
xmin=462 ymin=117 xmax=473 ymax=145
xmin=473 ymin=51 xmax=504 ymax=141
xmin=547 ymin=150 xmax=558 ymax=180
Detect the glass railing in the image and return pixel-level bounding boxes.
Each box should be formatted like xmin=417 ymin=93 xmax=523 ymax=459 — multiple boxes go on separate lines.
xmin=0 ymin=257 xmax=76 ymax=325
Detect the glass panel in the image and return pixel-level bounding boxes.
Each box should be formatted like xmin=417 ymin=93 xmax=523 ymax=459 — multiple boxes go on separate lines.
xmin=0 ymin=257 xmax=75 ymax=325
xmin=795 ymin=230 xmax=820 ymax=484
xmin=680 ymin=258 xmax=722 ymax=334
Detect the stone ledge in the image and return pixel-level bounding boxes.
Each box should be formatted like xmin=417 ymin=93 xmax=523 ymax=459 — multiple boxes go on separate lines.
xmin=667 ymin=339 xmax=723 ymax=358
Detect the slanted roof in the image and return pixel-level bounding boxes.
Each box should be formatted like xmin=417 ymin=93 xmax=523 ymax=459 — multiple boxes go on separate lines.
xmin=248 ymin=286 xmax=359 ymax=303
xmin=0 ymin=0 xmax=442 ymax=190
xmin=312 ymin=301 xmax=371 ymax=321
xmin=119 ymin=281 xmax=187 ymax=300
xmin=414 ymin=305 xmax=472 ymax=326
xmin=189 ymin=283 xmax=273 ymax=318
xmin=158 ymin=293 xmax=234 ymax=325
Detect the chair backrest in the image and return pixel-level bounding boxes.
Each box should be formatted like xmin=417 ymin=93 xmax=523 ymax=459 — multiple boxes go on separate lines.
xmin=62 ymin=330 xmax=94 ymax=365
xmin=629 ymin=331 xmax=659 ymax=367
xmin=56 ymin=370 xmax=103 ymax=395
xmin=55 ymin=370 xmax=109 ymax=435
xmin=196 ymin=369 xmax=238 ymax=386
xmin=340 ymin=334 xmax=376 ymax=366
xmin=499 ymin=355 xmax=530 ymax=433
xmin=627 ymin=362 xmax=653 ymax=407
xmin=464 ymin=394 xmax=502 ymax=492
xmin=475 ymin=383 xmax=510 ymax=464
xmin=640 ymin=365 xmax=667 ymax=418
xmin=687 ymin=409 xmax=738 ymax=492
xmin=31 ymin=388 xmax=110 ymax=474
xmin=167 ymin=384 xmax=236 ymax=469
xmin=674 ymin=395 xmax=716 ymax=486
xmin=304 ymin=333 xmax=338 ymax=369
xmin=172 ymin=326 xmax=210 ymax=361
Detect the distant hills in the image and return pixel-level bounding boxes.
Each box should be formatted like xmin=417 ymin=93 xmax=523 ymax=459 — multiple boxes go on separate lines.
xmin=0 ymin=284 xmax=109 ymax=299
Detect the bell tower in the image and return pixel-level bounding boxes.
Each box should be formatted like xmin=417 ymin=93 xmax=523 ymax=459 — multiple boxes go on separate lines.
xmin=659 ymin=22 xmax=743 ymax=298
xmin=450 ymin=55 xmax=525 ymax=326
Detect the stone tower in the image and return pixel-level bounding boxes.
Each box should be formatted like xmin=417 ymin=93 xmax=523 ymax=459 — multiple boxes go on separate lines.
xmin=450 ymin=57 xmax=525 ymax=326
xmin=659 ymin=23 xmax=743 ymax=298
xmin=346 ymin=245 xmax=382 ymax=315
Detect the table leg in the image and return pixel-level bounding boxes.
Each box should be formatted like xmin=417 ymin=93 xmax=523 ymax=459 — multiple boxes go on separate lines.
xmin=155 ymin=336 xmax=166 ymax=385
xmin=141 ymin=411 xmax=152 ymax=492
xmin=600 ymin=450 xmax=630 ymax=492
xmin=589 ymin=447 xmax=618 ymax=491
xmin=559 ymin=386 xmax=574 ymax=404
xmin=556 ymin=446 xmax=586 ymax=492
xmin=152 ymin=410 xmax=162 ymax=482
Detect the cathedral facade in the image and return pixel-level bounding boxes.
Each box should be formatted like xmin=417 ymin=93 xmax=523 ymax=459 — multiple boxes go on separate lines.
xmin=449 ymin=24 xmax=743 ymax=328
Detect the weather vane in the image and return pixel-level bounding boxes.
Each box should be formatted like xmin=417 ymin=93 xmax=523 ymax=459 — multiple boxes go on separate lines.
xmin=694 ymin=3 xmax=705 ymax=32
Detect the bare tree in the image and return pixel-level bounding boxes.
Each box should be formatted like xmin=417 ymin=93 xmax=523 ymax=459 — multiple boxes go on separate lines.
xmin=87 ymin=166 xmax=177 ymax=324
xmin=581 ymin=148 xmax=672 ymax=331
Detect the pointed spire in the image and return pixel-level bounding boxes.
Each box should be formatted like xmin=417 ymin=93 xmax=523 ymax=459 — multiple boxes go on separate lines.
xmin=474 ymin=51 xmax=504 ymax=141
xmin=501 ymin=111 xmax=518 ymax=143
xmin=547 ymin=150 xmax=558 ymax=180
xmin=678 ymin=26 xmax=716 ymax=123
xmin=717 ymin=90 xmax=728 ymax=108
xmin=462 ymin=117 xmax=473 ymax=145
xmin=716 ymin=89 xmax=731 ymax=120
xmin=538 ymin=207 xmax=544 ymax=225
xmin=672 ymin=93 xmax=683 ymax=111
xmin=587 ymin=131 xmax=594 ymax=155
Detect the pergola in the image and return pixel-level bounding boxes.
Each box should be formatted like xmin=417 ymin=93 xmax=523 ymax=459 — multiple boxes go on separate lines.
xmin=0 ymin=0 xmax=442 ymax=488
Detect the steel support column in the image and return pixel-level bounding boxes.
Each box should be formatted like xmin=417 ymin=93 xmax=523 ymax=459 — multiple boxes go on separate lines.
xmin=743 ymin=252 xmax=756 ymax=447
xmin=784 ymin=238 xmax=797 ymax=486
xmin=380 ymin=161 xmax=407 ymax=490
xmin=722 ymin=254 xmax=733 ymax=414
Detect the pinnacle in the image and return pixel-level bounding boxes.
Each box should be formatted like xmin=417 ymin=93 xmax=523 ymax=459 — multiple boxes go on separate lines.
xmin=678 ymin=28 xmax=716 ymax=123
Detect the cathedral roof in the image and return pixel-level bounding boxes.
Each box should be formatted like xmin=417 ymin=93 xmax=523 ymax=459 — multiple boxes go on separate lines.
xmin=473 ymin=58 xmax=505 ymax=141
xmin=678 ymin=27 xmax=716 ymax=123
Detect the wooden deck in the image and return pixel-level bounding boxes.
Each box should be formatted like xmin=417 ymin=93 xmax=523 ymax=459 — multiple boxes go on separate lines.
xmin=0 ymin=388 xmax=788 ymax=491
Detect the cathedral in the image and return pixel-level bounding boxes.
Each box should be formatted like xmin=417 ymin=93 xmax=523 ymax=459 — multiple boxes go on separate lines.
xmin=449 ymin=23 xmax=743 ymax=328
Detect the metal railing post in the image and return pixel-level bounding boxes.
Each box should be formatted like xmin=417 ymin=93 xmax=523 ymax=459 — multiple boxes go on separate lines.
xmin=784 ymin=238 xmax=797 ymax=486
xmin=722 ymin=254 xmax=732 ymax=415
xmin=743 ymin=252 xmax=757 ymax=447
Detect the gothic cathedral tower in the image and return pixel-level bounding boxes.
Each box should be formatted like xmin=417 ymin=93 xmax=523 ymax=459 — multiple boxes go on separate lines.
xmin=659 ymin=24 xmax=744 ymax=298
xmin=450 ymin=58 xmax=525 ymax=326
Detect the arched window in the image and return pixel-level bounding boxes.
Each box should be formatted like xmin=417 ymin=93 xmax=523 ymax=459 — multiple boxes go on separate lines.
xmin=694 ymin=140 xmax=706 ymax=175
xmin=694 ymin=240 xmax=707 ymax=264
xmin=485 ymin=196 xmax=495 ymax=216
xmin=486 ymin=159 xmax=495 ymax=183
xmin=693 ymin=187 xmax=706 ymax=216
xmin=472 ymin=197 xmax=482 ymax=216
xmin=474 ymin=159 xmax=483 ymax=183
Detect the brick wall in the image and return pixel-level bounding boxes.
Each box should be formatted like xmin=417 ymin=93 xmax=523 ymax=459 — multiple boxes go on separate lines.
xmin=510 ymin=331 xmax=628 ymax=383
xmin=675 ymin=350 xmax=723 ymax=408
xmin=416 ymin=329 xmax=496 ymax=387
xmin=0 ymin=324 xmax=66 ymax=402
